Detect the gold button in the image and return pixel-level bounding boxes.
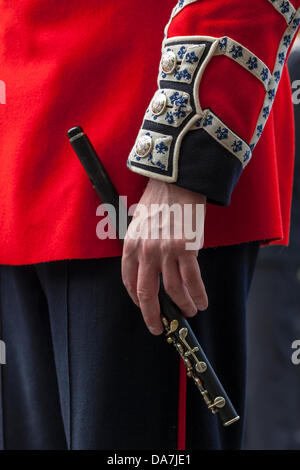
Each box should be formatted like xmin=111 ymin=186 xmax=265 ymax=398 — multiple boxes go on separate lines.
xmin=161 ymin=50 xmax=177 ymax=74
xmin=135 ymin=135 xmax=153 ymax=158
xmin=151 ymin=92 xmax=167 ymax=116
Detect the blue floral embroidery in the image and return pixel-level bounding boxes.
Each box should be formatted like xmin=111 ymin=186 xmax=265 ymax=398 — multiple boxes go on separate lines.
xmin=155 ymin=142 xmax=169 ymax=155
xmin=260 ymin=68 xmax=269 ymax=82
xmin=268 ymin=88 xmax=276 ymax=101
xmin=256 ymin=124 xmax=263 ymax=138
xmin=147 ymin=154 xmax=166 ymax=170
xmin=229 ymin=45 xmax=243 ymax=59
xmin=165 ymin=112 xmax=175 ymax=125
xmin=173 ymin=109 xmax=187 ymax=120
xmin=163 ymin=92 xmax=189 ymax=122
xmin=283 ymin=34 xmax=291 ymax=47
xmin=278 ymin=52 xmax=286 ymax=65
xmin=289 ymin=12 xmax=296 ymax=24
xmin=174 ymin=69 xmax=192 ymax=81
xmin=156 ymin=161 xmax=166 ymax=170
xmin=215 ymin=127 xmax=228 ymax=140
xmin=292 ymin=17 xmax=300 ymax=30
xmin=243 ymin=150 xmax=251 ymax=163
xmin=231 ymin=140 xmax=243 ymax=152
xmin=274 ymin=70 xmax=281 ymax=83
xmin=203 ymin=114 xmax=213 ymax=127
xmin=185 ymin=51 xmax=199 ymax=64
xmin=263 ymin=106 xmax=270 ymax=119
xmin=219 ymin=37 xmax=228 ymax=51
xmin=173 ymin=98 xmax=188 ymax=118
xmin=177 ymin=46 xmax=187 ymax=60
xmin=173 ymin=96 xmax=187 ymax=108
xmin=280 ymin=1 xmax=290 ymax=14
xmin=194 ymin=118 xmax=203 ymax=128
xmin=247 ymin=56 xmax=258 ymax=70
xmin=169 ymin=92 xmax=180 ymax=104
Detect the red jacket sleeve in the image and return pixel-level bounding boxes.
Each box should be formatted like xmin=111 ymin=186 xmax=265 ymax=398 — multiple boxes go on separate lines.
xmin=127 ymin=0 xmax=300 ymax=205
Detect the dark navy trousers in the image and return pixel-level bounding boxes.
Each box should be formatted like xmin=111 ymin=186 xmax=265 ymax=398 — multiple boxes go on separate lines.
xmin=0 ymin=244 xmax=259 ymax=450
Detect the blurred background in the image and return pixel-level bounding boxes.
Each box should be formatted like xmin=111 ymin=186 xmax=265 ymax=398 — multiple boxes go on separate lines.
xmin=244 ymin=34 xmax=300 ymax=450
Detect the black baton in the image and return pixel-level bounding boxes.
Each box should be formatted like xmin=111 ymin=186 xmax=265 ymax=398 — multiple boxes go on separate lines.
xmin=67 ymin=125 xmax=240 ymax=426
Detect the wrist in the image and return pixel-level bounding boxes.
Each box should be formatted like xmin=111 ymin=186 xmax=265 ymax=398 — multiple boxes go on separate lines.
xmin=146 ymin=178 xmax=207 ymax=205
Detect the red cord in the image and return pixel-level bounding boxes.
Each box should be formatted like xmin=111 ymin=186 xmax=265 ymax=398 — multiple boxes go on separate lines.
xmin=177 ymin=357 xmax=187 ymax=450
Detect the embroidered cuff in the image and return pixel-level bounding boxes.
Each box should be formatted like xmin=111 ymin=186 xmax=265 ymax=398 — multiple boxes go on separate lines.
xmin=127 ymin=37 xmax=252 ymax=205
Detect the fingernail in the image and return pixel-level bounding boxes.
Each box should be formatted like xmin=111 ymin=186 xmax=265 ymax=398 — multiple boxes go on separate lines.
xmin=185 ymin=310 xmax=197 ymax=317
xmin=197 ymin=302 xmax=207 ymax=311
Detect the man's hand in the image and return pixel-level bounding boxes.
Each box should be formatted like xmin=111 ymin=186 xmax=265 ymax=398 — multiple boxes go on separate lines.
xmin=121 ymin=178 xmax=208 ymax=335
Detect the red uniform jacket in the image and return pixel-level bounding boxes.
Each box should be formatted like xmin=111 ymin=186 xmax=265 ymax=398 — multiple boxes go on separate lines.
xmin=0 ymin=0 xmax=299 ymax=265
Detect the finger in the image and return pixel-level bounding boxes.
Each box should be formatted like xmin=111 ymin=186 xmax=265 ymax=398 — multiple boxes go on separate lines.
xmin=121 ymin=254 xmax=140 ymax=307
xmin=178 ymin=255 xmax=208 ymax=311
xmin=162 ymin=258 xmax=198 ymax=317
xmin=137 ymin=261 xmax=162 ymax=335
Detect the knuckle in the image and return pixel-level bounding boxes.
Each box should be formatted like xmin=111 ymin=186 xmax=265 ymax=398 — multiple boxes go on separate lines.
xmin=183 ymin=275 xmax=196 ymax=289
xmin=164 ymin=281 xmax=180 ymax=297
xmin=162 ymin=238 xmax=185 ymax=255
xmin=160 ymin=239 xmax=174 ymax=254
xmin=137 ymin=287 xmax=155 ymax=302
xmin=172 ymin=238 xmax=186 ymax=253
xmin=160 ymin=239 xmax=171 ymax=252
xmin=141 ymin=240 xmax=158 ymax=259
xmin=123 ymin=237 xmax=136 ymax=253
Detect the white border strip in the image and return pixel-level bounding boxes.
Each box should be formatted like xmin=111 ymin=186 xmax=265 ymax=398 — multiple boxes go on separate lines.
xmin=162 ymin=0 xmax=198 ymax=51
xmin=191 ymin=109 xmax=252 ymax=168
xmin=215 ymin=37 xmax=271 ymax=91
xmin=268 ymin=0 xmax=296 ymax=24
xmin=250 ymin=6 xmax=300 ymax=149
